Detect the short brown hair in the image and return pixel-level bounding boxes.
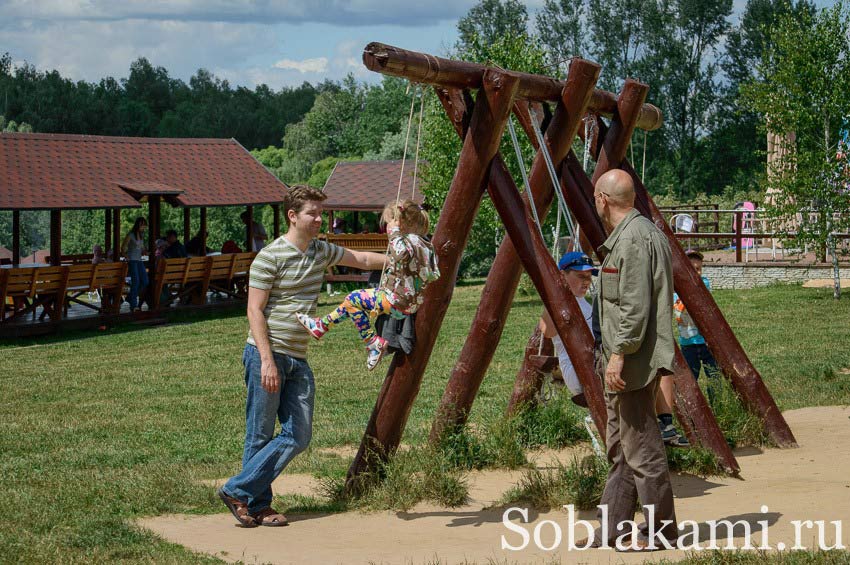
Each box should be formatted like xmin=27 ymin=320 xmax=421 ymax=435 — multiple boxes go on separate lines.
xmin=685 ymin=250 xmax=704 ymax=262
xmin=283 ymin=185 xmax=326 ymax=226
xmin=382 ymin=199 xmax=430 ymax=235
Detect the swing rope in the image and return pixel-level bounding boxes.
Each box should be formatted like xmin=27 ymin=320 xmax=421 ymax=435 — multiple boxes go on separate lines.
xmin=507 ymin=116 xmax=545 ymax=241
xmin=528 ymin=106 xmax=580 ymax=251
xmin=372 ymin=83 xmax=425 ymax=321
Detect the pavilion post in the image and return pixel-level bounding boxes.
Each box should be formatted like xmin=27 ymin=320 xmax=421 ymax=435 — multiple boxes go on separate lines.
xmin=12 ymin=210 xmax=20 ymax=265
xmin=183 ymin=208 xmax=191 ymax=245
xmin=200 ymin=207 xmax=208 ymax=256
xmin=273 ymin=204 xmax=281 ymax=238
xmin=105 ymin=209 xmax=112 ymax=253
xmin=346 ymin=71 xmax=521 ymax=490
xmin=246 ymin=205 xmax=254 ymax=252
xmin=112 ymin=209 xmax=121 ymax=260
xmin=429 ymin=58 xmax=602 ymax=442
xmin=148 ymin=195 xmax=161 ymax=251
xmin=49 ymin=210 xmax=62 ymax=266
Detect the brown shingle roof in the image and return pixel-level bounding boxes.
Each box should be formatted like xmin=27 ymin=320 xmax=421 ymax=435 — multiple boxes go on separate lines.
xmin=0 ymin=133 xmax=288 ymax=210
xmin=322 ymin=160 xmax=425 ymax=212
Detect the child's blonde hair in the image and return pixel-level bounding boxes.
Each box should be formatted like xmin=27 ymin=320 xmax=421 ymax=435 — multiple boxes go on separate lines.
xmin=382 ymin=199 xmax=430 ymax=235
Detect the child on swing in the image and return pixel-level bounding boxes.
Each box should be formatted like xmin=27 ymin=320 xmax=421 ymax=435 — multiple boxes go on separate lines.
xmin=297 ymin=199 xmax=440 ymax=370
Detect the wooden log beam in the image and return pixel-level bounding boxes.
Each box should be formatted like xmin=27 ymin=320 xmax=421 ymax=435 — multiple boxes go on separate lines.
xmin=429 ymin=58 xmax=602 ymax=442
xmin=362 ymin=42 xmax=662 ymax=131
xmin=346 ymin=70 xmax=521 ymax=489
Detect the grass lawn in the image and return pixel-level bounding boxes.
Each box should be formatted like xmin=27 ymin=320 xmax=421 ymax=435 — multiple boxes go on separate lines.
xmin=1 ymin=283 xmax=850 ymax=562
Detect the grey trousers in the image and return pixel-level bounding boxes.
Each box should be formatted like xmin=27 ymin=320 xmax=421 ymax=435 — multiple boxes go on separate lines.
xmin=593 ymin=377 xmax=678 ymax=546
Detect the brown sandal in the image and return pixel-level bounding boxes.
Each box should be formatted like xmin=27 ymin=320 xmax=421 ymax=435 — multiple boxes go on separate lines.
xmin=251 ymin=507 xmax=289 ymax=527
xmin=218 ymin=488 xmax=258 ymax=528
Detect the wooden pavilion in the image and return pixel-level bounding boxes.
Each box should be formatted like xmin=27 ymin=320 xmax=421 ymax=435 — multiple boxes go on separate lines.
xmin=0 ymin=132 xmax=288 ymax=335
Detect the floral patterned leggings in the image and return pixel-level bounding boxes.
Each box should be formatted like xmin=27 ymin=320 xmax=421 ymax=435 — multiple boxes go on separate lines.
xmin=321 ymin=288 xmax=394 ymax=342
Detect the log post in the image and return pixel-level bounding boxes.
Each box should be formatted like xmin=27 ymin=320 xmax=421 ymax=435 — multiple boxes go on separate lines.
xmin=503 ymin=80 xmax=646 ymax=421
xmin=346 ymin=70 xmax=521 ymax=489
xmin=554 ymin=97 xmax=741 ymax=472
xmin=485 ymin=154 xmax=607 ymax=436
xmin=506 ymin=327 xmax=554 ymax=415
xmin=622 ymin=159 xmax=797 ymax=448
xmin=429 ymin=58 xmax=601 ymax=443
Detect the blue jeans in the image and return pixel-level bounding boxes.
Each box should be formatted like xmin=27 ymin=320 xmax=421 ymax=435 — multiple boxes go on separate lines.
xmin=127 ymin=260 xmax=149 ymax=309
xmin=682 ymin=342 xmax=719 ymax=403
xmin=223 ymin=344 xmax=315 ymax=513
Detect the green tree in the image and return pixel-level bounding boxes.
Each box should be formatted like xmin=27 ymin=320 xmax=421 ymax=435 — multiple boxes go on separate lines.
xmin=422 ymin=32 xmax=550 ymax=277
xmin=457 ymin=0 xmax=529 ymax=52
xmin=742 ymin=1 xmax=850 ymax=298
xmin=536 ymin=0 xmax=587 ymax=73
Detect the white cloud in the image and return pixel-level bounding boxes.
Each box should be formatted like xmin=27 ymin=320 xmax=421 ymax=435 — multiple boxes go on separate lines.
xmin=0 ymin=0 xmax=476 ymax=27
xmin=273 ymin=57 xmax=329 ymax=73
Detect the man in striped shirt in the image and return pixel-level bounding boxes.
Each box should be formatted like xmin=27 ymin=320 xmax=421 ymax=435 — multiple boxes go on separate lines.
xmin=218 ymin=185 xmax=387 ymax=527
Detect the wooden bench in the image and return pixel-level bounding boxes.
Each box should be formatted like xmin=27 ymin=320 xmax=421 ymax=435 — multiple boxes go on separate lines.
xmin=320 ymin=234 xmax=386 ymax=284
xmin=46 ymin=253 xmax=95 ymax=265
xmin=321 ymin=233 xmax=389 ymax=252
xmin=64 ymin=262 xmax=128 ymax=315
xmin=208 ymin=252 xmax=256 ymax=298
xmin=152 ymin=253 xmax=257 ymax=309
xmin=0 ymin=266 xmax=69 ymax=323
xmin=151 ymin=257 xmax=211 ymax=309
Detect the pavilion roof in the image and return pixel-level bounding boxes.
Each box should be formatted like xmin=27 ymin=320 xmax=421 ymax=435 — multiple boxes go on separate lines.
xmin=322 ymin=160 xmax=425 ymax=212
xmin=0 ymin=133 xmax=288 ymax=210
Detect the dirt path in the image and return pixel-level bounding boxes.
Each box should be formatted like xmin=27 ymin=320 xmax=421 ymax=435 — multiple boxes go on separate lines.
xmin=139 ymin=406 xmax=850 ymax=564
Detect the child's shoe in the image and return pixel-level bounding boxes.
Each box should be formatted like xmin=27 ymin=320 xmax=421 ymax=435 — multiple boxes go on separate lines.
xmin=365 ymin=336 xmax=388 ymax=371
xmin=296 ymin=313 xmax=328 ymax=340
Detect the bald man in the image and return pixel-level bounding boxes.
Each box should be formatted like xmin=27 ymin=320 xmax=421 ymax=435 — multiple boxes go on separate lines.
xmin=589 ymin=169 xmax=678 ymax=550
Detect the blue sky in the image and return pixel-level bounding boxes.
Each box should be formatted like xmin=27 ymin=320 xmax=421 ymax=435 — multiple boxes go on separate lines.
xmin=0 ymin=0 xmax=838 ymax=90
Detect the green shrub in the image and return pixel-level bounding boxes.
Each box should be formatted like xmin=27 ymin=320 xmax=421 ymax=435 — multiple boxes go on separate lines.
xmin=500 ymin=455 xmax=609 ymax=511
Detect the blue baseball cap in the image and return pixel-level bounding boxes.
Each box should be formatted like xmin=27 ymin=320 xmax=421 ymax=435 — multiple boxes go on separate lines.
xmin=558 ymin=251 xmax=598 ymax=275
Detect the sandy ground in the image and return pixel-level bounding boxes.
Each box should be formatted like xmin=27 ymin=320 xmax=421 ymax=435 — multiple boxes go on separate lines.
xmin=140 ymin=406 xmax=850 ymax=564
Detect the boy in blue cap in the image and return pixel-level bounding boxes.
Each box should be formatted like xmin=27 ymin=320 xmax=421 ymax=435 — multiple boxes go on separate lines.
xmin=538 ymin=251 xmax=597 ymax=407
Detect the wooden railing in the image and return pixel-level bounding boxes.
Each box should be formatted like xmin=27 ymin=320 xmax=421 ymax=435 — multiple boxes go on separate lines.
xmin=659 ymin=207 xmax=850 ymax=262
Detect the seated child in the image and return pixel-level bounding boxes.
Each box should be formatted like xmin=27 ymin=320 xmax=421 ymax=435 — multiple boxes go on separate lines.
xmin=297 ymin=199 xmax=440 ymax=370
xmin=675 ymin=250 xmax=720 ymax=402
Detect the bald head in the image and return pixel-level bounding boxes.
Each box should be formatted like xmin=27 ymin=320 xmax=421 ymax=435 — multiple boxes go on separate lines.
xmin=595 ymin=169 xmax=636 ymax=209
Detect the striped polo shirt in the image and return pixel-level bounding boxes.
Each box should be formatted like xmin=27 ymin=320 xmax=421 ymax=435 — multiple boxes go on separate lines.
xmin=247 ymin=236 xmax=345 ymax=359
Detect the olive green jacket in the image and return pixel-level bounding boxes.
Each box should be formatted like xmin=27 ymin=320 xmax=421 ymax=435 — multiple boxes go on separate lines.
xmin=597 ymin=209 xmax=675 ymax=393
